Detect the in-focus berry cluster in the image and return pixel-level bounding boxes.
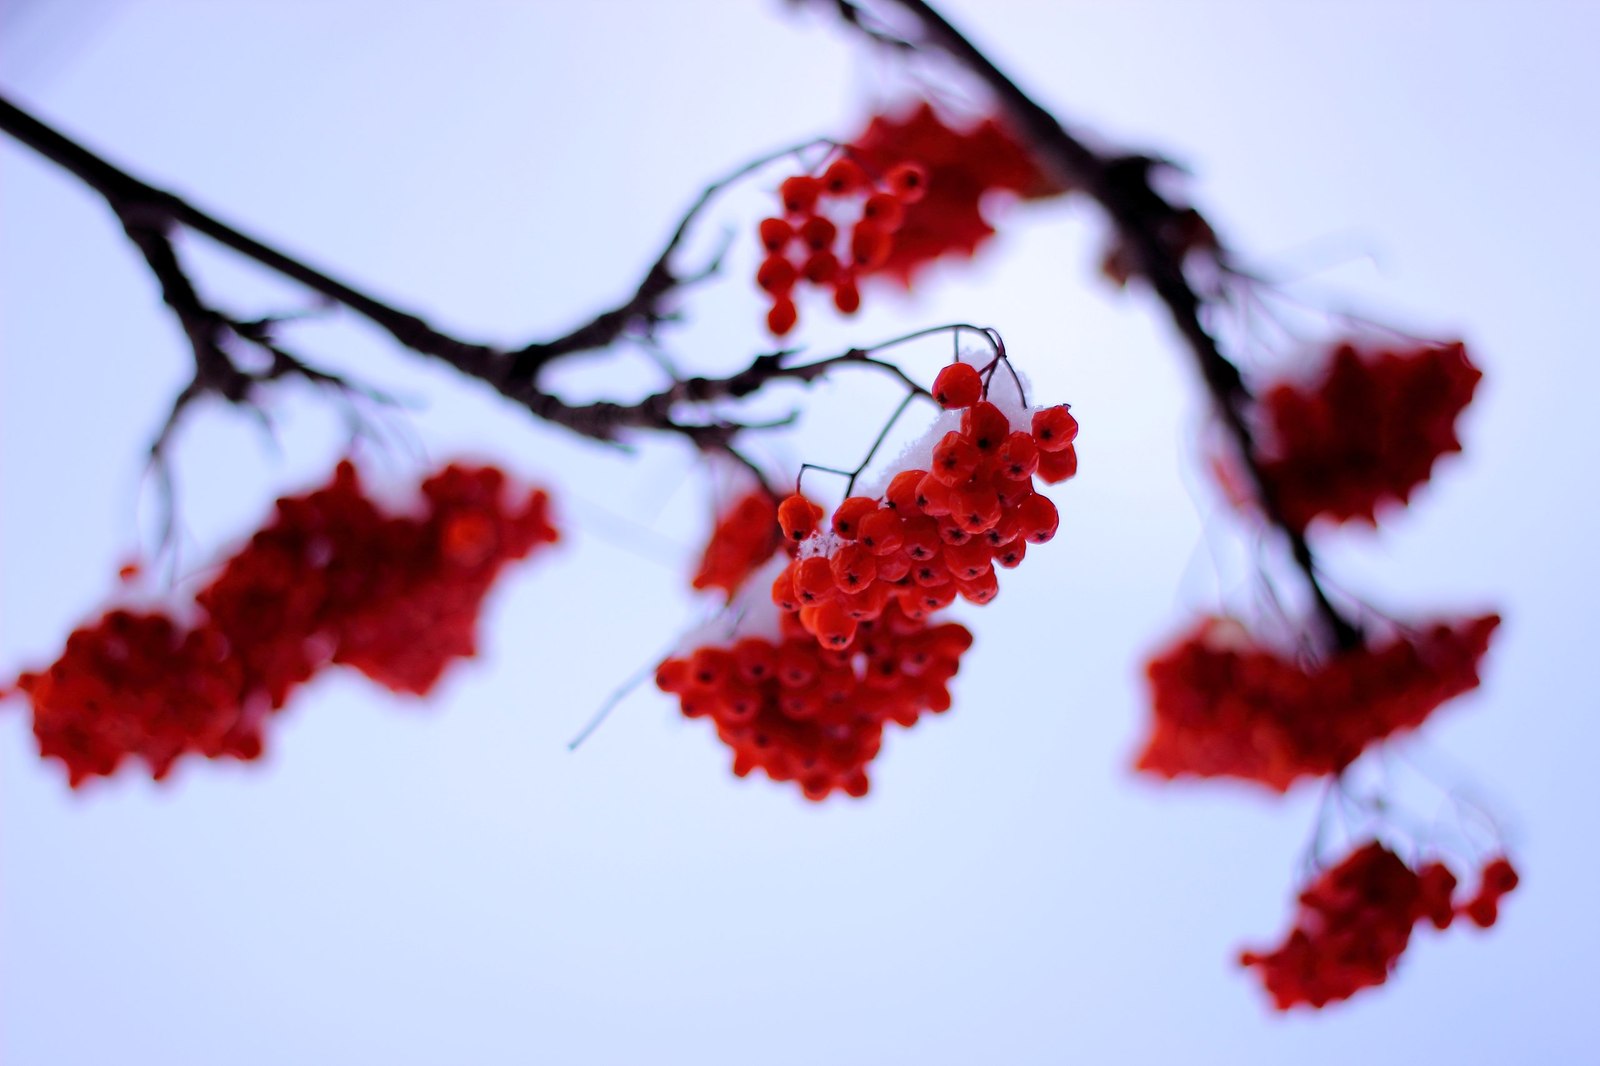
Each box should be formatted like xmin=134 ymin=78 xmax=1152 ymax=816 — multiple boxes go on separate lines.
xmin=1249 ymin=340 xmax=1482 ymax=531
xmin=1137 ymin=613 xmax=1500 ymax=791
xmin=1240 ymin=841 xmax=1519 ymax=1009
xmin=769 ymin=389 xmax=1077 ymax=651
xmin=660 ymin=353 xmax=1076 ymax=800
xmin=757 ymin=157 xmax=929 ymax=335
xmin=6 ymin=460 xmax=558 ymax=786
xmin=656 ymin=600 xmax=971 ymax=800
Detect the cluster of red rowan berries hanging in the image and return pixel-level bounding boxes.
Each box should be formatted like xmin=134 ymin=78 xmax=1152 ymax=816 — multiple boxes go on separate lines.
xmin=690 ymin=489 xmax=783 ymax=603
xmin=1240 ymin=841 xmax=1519 ymax=1009
xmin=770 ymin=367 xmax=1076 ymax=650
xmin=1138 ymin=613 xmax=1501 ymax=791
xmin=757 ymin=157 xmax=929 ymax=335
xmin=655 ymin=598 xmax=971 ymax=800
xmin=4 ymin=460 xmax=557 ymax=786
xmin=847 ymin=102 xmax=1066 ymax=285
xmin=658 ymin=347 xmax=1077 ymax=800
xmin=1248 ymin=340 xmax=1482 ymax=530
xmin=756 ymin=101 xmax=1068 ymax=336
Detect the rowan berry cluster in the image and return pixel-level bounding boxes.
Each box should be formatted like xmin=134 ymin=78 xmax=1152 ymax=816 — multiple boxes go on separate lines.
xmin=1240 ymin=841 xmax=1519 ymax=1009
xmin=756 ymin=102 xmax=1066 ymax=336
xmin=6 ymin=460 xmax=557 ymax=786
xmin=768 ymin=380 xmax=1077 ymax=652
xmin=690 ymin=489 xmax=782 ymax=602
xmin=848 ymin=102 xmax=1065 ymax=285
xmin=1250 ymin=340 xmax=1482 ymax=531
xmin=656 ymin=349 xmax=1076 ymax=800
xmin=656 ymin=598 xmax=971 ymax=800
xmin=14 ymin=610 xmax=254 ymax=786
xmin=757 ymin=156 xmax=930 ymax=335
xmin=1137 ymin=613 xmax=1501 ymax=791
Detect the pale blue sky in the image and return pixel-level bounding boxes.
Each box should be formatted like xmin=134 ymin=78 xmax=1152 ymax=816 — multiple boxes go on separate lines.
xmin=4 ymin=3 xmax=1598 ymax=1063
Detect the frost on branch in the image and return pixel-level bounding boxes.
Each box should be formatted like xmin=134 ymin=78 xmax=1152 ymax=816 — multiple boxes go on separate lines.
xmin=1136 ymin=613 xmax=1500 ymax=792
xmin=1240 ymin=841 xmax=1519 ymax=1010
xmin=5 ymin=460 xmax=557 ymax=786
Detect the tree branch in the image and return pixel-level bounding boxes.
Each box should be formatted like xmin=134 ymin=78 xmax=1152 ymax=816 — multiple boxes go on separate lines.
xmin=0 ymin=93 xmax=812 ymax=463
xmin=852 ymin=0 xmax=1360 ymax=649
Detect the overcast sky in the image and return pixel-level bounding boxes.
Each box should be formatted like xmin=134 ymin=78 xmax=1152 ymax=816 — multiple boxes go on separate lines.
xmin=4 ymin=2 xmax=1598 ymax=1063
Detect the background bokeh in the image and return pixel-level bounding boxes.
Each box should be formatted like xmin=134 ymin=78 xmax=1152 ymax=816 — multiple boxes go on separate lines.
xmin=4 ymin=2 xmax=1597 ymax=1062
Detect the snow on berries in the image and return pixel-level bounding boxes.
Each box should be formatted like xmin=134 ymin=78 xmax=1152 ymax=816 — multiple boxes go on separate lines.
xmin=755 ymin=101 xmax=1070 ymax=336
xmin=1244 ymin=339 xmax=1482 ymax=531
xmin=1240 ymin=841 xmax=1519 ymax=1009
xmin=659 ymin=344 xmax=1076 ymax=801
xmin=1137 ymin=612 xmax=1500 ymax=791
xmin=5 ymin=460 xmax=558 ymax=786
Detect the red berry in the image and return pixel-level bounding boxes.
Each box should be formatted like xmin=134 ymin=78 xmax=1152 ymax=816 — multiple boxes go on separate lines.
xmin=1036 ymin=444 xmax=1078 ymax=484
xmin=996 ymin=432 xmax=1040 ymax=479
xmin=831 ymin=496 xmax=879 ymax=539
xmin=779 ymin=175 xmax=822 ymax=215
xmin=766 ymin=297 xmax=798 ymax=336
xmin=800 ymin=216 xmax=837 ymax=251
xmin=850 ymin=223 xmax=892 ymax=269
xmin=822 ymin=156 xmax=867 ymax=195
xmin=758 ymin=217 xmax=793 ymax=252
xmin=756 ymin=254 xmax=797 ymax=294
xmin=884 ymin=162 xmax=928 ymax=203
xmin=932 ymin=363 xmax=984 ymax=409
xmin=857 ymin=509 xmax=906 ymax=556
xmin=777 ymin=495 xmax=823 ymax=541
xmin=884 ymin=470 xmax=925 ymax=511
xmin=861 ymin=192 xmax=905 ymax=231
xmin=833 ymin=276 xmax=862 ymax=315
xmin=1481 ymin=857 xmax=1519 ymax=898
xmin=1032 ymin=404 xmax=1079 ymax=450
xmin=794 ymin=556 xmax=837 ymax=604
xmin=1016 ymin=493 xmax=1059 ymax=543
xmin=801 ymin=250 xmax=839 ymax=284
xmin=961 ymin=401 xmax=1011 ymax=452
xmin=931 ymin=431 xmax=981 ymax=486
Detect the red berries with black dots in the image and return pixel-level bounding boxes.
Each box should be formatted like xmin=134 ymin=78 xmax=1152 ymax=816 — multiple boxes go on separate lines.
xmin=765 ymin=382 xmax=1076 ymax=650
xmin=933 ymin=362 xmax=984 ymax=409
xmin=777 ymin=494 xmax=824 ymax=542
xmin=1031 ymin=404 xmax=1078 ymax=450
xmin=667 ymin=362 xmax=1077 ymax=801
xmin=693 ymin=490 xmax=783 ymax=601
